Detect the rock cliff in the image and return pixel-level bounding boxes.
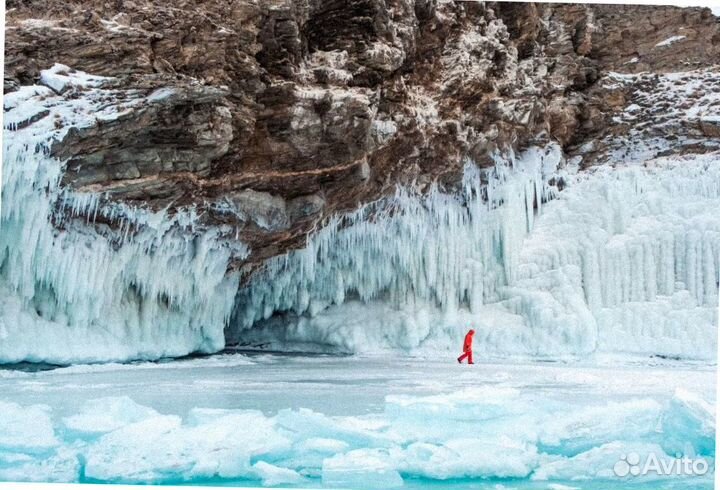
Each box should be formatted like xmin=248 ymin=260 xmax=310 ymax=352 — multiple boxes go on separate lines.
xmin=4 ymin=0 xmax=720 ymax=272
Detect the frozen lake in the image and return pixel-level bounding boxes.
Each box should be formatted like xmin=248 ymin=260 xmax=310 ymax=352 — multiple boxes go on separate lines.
xmin=0 ymin=353 xmax=716 ymax=489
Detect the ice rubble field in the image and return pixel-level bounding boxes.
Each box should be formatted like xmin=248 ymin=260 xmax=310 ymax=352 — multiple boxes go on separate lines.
xmin=0 ymin=355 xmax=715 ymax=488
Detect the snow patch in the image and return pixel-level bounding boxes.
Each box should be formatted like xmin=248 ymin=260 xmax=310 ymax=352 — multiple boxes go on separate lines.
xmin=655 ymin=35 xmax=686 ymax=48
xmin=39 ymin=63 xmax=111 ymax=94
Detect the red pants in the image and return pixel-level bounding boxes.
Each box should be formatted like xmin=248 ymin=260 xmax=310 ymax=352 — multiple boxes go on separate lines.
xmin=458 ymin=351 xmax=473 ymax=364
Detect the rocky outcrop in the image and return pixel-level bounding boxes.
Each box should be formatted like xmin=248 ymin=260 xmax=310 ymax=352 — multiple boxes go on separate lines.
xmin=580 ymin=5 xmax=720 ymax=73
xmin=4 ymin=1 xmax=720 ymax=271
xmin=55 ymin=81 xmax=234 ymax=196
xmin=568 ymin=68 xmax=720 ymax=167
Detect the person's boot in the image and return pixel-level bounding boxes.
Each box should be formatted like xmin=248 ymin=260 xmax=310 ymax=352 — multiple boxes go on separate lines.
xmin=457 ymin=357 xmax=462 ymax=363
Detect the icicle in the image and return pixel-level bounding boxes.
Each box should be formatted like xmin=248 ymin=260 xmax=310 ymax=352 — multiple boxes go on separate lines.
xmin=0 ymin=70 xmax=247 ymax=364
xmin=232 ymin=145 xmax=560 ymax=330
xmin=231 ymin=149 xmax=719 ymax=360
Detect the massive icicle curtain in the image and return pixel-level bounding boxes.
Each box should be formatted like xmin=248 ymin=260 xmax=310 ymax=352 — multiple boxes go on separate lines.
xmin=1 ymin=67 xmax=719 ymax=363
xmin=231 ymin=151 xmax=720 ymax=359
xmin=0 ymin=68 xmax=244 ymax=363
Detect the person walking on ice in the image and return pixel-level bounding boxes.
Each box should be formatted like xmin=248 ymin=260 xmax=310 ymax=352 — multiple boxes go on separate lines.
xmin=457 ymin=329 xmax=475 ymax=364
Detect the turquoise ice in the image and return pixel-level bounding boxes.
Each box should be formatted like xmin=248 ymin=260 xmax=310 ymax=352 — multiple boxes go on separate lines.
xmin=0 ymin=355 xmax=714 ymax=488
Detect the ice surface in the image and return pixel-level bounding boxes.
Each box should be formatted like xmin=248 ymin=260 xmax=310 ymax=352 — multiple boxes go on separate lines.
xmin=0 ymin=353 xmax=255 ymax=381
xmin=0 ymin=355 xmax=714 ymax=487
xmin=83 ymin=409 xmax=291 ymax=482
xmin=0 ymin=401 xmax=58 ymax=451
xmin=0 ymin=447 xmax=79 ymax=483
xmin=322 ymin=449 xmax=405 ymax=488
xmin=62 ymin=397 xmax=160 ymax=434
xmin=532 ymin=441 xmax=670 ymax=481
xmin=0 ymin=359 xmax=713 ymax=486
xmin=661 ymin=388 xmax=716 ymax=457
xmin=253 ymin=461 xmax=304 ymax=486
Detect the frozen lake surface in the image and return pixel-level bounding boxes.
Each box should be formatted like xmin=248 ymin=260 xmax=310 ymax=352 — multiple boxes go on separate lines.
xmin=0 ymin=353 xmax=715 ymax=489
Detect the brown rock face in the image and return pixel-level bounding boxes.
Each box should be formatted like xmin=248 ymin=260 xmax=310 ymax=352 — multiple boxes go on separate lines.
xmin=55 ymin=83 xmax=234 ymax=196
xmin=584 ymin=5 xmax=720 ymax=73
xmin=4 ymin=1 xmax=720 ymax=271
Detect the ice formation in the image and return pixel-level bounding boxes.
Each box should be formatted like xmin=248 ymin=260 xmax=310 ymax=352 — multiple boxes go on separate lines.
xmin=0 ymin=65 xmax=245 ymax=363
xmin=0 ymin=388 xmax=713 ymax=486
xmin=231 ymin=147 xmax=562 ymax=343
xmin=232 ymin=150 xmax=720 ymax=360
xmin=1 ymin=64 xmax=718 ymax=362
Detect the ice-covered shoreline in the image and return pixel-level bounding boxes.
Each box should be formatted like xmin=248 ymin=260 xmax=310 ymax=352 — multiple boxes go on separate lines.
xmin=1 ymin=66 xmax=719 ymax=364
xmin=232 ymin=152 xmax=720 ymax=360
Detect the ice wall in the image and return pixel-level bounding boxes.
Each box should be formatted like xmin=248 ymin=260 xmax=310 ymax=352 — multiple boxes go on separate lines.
xmin=232 ymin=151 xmax=719 ymax=360
xmin=1 ymin=65 xmax=718 ymax=363
xmin=234 ymin=146 xmax=561 ymax=323
xmin=507 ymin=155 xmax=720 ymax=359
xmin=0 ymin=66 xmax=244 ymax=363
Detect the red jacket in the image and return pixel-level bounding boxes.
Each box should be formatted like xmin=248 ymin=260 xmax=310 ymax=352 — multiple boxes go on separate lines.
xmin=463 ymin=330 xmax=474 ymax=352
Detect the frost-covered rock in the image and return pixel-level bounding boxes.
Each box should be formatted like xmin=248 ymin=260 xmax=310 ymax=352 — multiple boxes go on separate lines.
xmin=6 ymin=1 xmax=717 ymax=274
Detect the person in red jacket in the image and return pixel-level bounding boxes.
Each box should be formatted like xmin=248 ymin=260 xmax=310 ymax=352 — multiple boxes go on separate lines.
xmin=457 ymin=329 xmax=475 ymax=364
